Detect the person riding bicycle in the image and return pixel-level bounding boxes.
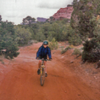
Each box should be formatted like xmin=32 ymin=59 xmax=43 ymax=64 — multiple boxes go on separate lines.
xmin=36 ymin=40 xmax=52 ymax=77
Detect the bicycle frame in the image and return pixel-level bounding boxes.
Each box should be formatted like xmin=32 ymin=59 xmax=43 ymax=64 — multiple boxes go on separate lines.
xmin=40 ymin=61 xmax=45 ymax=75
xmin=38 ymin=58 xmax=50 ymax=86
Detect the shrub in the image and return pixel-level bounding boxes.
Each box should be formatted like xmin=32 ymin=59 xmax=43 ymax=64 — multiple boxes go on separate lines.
xmin=35 ymin=31 xmax=46 ymax=42
xmin=28 ymin=40 xmax=38 ymax=45
xmin=71 ymin=0 xmax=97 ymax=38
xmin=68 ymin=34 xmax=82 ymax=46
xmin=69 ymin=45 xmax=74 ymax=48
xmin=0 ymin=22 xmax=19 ymax=59
xmin=82 ymin=38 xmax=100 ymax=62
xmin=14 ymin=26 xmax=32 ymax=46
xmin=49 ymin=38 xmax=58 ymax=50
xmin=61 ymin=46 xmax=72 ymax=54
xmin=32 ymin=40 xmax=38 ymax=43
xmin=28 ymin=40 xmax=34 ymax=45
xmin=73 ymin=48 xmax=82 ymax=56
xmin=20 ymin=20 xmax=76 ymax=42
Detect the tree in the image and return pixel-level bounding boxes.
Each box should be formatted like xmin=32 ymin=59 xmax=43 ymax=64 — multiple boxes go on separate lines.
xmin=71 ymin=0 xmax=100 ymax=62
xmin=42 ymin=23 xmax=51 ymax=38
xmin=72 ymin=0 xmax=78 ymax=8
xmin=71 ymin=0 xmax=97 ymax=38
xmin=23 ymin=16 xmax=35 ymax=26
xmin=30 ymin=24 xmax=39 ymax=35
xmin=50 ymin=16 xmax=55 ymax=21
xmin=0 ymin=22 xmax=19 ymax=59
xmin=35 ymin=30 xmax=46 ymax=41
xmin=14 ymin=26 xmax=32 ymax=46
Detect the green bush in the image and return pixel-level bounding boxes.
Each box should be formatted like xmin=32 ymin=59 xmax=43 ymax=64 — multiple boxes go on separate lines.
xmin=14 ymin=26 xmax=32 ymax=46
xmin=68 ymin=34 xmax=82 ymax=46
xmin=82 ymin=38 xmax=100 ymax=62
xmin=21 ymin=21 xmax=75 ymax=42
xmin=49 ymin=38 xmax=58 ymax=50
xmin=61 ymin=46 xmax=72 ymax=54
xmin=71 ymin=0 xmax=97 ymax=38
xmin=35 ymin=30 xmax=46 ymax=42
xmin=0 ymin=22 xmax=19 ymax=59
xmin=73 ymin=48 xmax=82 ymax=56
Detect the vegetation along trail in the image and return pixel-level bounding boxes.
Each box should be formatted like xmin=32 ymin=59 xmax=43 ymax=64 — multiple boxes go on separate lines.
xmin=0 ymin=43 xmax=100 ymax=100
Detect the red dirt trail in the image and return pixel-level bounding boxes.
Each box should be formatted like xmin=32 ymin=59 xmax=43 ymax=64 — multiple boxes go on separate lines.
xmin=0 ymin=43 xmax=100 ymax=100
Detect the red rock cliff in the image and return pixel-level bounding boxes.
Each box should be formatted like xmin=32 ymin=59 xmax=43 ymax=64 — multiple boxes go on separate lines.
xmin=52 ymin=5 xmax=73 ymax=20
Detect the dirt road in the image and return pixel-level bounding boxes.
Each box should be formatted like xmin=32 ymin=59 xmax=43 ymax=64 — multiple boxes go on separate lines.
xmin=0 ymin=43 xmax=100 ymax=100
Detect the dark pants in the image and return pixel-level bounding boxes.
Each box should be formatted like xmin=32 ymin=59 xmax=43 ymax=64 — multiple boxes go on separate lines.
xmin=39 ymin=55 xmax=47 ymax=60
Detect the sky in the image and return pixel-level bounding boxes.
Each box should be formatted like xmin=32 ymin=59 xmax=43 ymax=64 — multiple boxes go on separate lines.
xmin=0 ymin=0 xmax=73 ymax=24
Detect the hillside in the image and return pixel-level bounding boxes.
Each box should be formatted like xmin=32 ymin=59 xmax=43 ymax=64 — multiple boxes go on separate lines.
xmin=52 ymin=5 xmax=73 ymax=20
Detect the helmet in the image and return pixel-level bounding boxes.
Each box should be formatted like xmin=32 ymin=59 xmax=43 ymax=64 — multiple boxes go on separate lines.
xmin=43 ymin=40 xmax=48 ymax=45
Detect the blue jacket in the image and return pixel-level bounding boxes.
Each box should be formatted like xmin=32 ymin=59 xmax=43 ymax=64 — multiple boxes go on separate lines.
xmin=36 ymin=45 xmax=52 ymax=59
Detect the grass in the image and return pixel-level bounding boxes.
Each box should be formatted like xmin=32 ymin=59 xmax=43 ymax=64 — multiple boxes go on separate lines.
xmin=72 ymin=48 xmax=82 ymax=56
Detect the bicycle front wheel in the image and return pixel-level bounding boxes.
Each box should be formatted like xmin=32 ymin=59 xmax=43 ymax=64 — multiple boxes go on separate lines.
xmin=40 ymin=68 xmax=45 ymax=86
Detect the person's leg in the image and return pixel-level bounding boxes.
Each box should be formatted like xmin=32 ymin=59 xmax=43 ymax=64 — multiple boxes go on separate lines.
xmin=44 ymin=61 xmax=47 ymax=73
xmin=37 ymin=60 xmax=42 ymax=75
xmin=38 ymin=60 xmax=42 ymax=69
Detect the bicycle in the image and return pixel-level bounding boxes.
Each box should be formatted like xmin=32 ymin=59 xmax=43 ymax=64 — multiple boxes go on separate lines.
xmin=38 ymin=58 xmax=49 ymax=86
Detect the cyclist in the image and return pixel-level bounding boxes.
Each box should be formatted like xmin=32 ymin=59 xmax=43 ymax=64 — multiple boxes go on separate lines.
xmin=36 ymin=40 xmax=52 ymax=77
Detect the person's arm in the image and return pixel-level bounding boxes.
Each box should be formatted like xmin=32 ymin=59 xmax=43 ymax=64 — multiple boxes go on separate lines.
xmin=36 ymin=47 xmax=42 ymax=59
xmin=47 ymin=47 xmax=52 ymax=59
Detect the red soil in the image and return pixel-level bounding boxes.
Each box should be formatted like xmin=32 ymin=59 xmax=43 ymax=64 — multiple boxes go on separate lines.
xmin=0 ymin=43 xmax=100 ymax=100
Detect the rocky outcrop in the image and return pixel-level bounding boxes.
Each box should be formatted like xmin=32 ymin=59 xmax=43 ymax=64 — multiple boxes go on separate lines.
xmin=37 ymin=17 xmax=47 ymax=22
xmin=21 ymin=16 xmax=47 ymax=25
xmin=52 ymin=5 xmax=73 ymax=20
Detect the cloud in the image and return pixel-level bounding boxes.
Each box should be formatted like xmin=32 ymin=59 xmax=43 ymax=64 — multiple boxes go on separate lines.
xmin=0 ymin=0 xmax=73 ymax=24
xmin=37 ymin=0 xmax=73 ymax=9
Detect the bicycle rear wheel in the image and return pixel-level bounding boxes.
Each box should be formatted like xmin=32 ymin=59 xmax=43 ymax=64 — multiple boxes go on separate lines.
xmin=40 ymin=68 xmax=45 ymax=86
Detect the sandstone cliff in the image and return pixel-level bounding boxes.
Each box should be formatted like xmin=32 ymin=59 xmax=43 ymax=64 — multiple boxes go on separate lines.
xmin=52 ymin=5 xmax=73 ymax=20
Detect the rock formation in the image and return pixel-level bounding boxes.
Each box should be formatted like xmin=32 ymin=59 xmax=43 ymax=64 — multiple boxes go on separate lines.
xmin=52 ymin=5 xmax=73 ymax=20
xmin=37 ymin=17 xmax=47 ymax=22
